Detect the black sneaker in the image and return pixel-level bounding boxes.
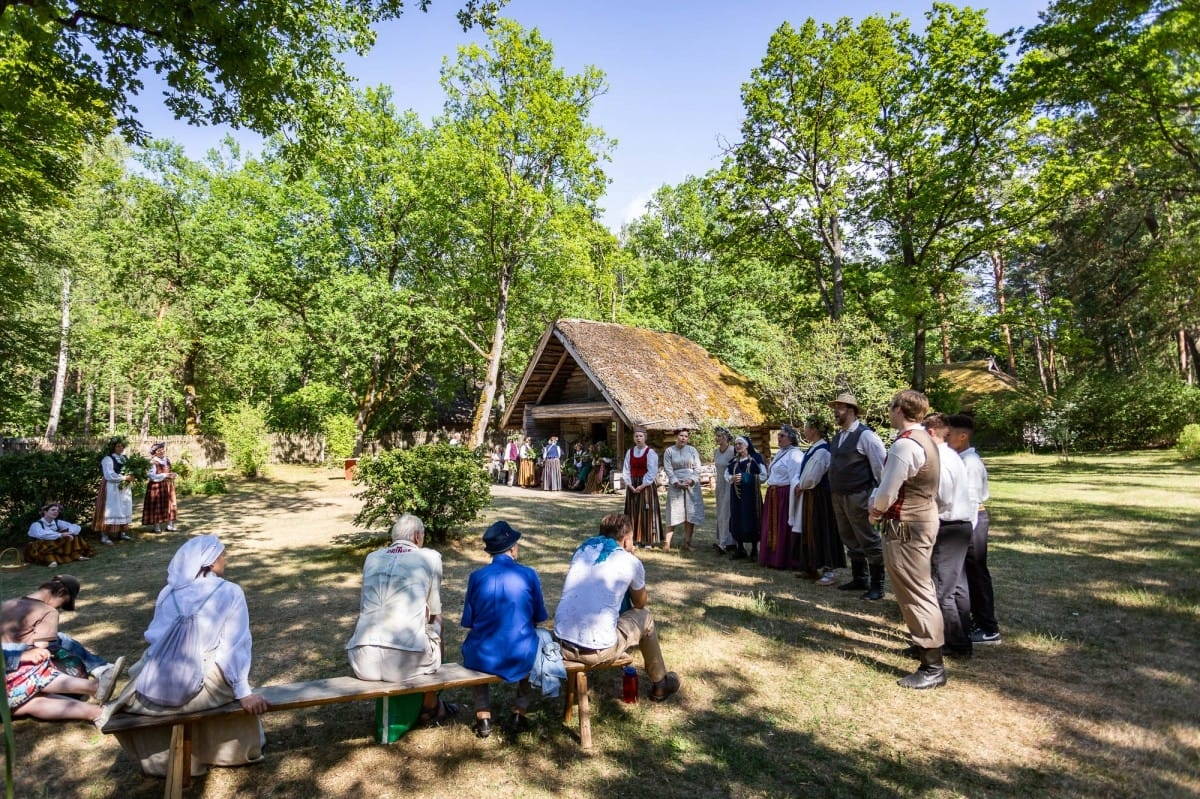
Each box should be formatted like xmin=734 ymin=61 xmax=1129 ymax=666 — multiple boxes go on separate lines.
xmin=970 ymin=629 xmax=1002 ymax=645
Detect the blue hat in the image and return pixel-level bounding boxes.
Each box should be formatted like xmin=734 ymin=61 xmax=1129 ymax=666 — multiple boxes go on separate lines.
xmin=483 ymin=521 xmax=521 ymax=555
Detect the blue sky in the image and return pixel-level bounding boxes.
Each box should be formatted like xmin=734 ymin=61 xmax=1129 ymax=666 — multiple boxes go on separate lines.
xmin=138 ymin=0 xmax=1050 ymax=231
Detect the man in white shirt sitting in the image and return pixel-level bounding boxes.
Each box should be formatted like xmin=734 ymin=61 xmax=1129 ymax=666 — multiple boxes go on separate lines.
xmin=554 ymin=513 xmax=681 ymax=702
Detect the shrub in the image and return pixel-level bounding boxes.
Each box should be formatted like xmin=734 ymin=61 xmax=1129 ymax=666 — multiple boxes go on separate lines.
xmin=1178 ymin=424 xmax=1200 ymax=461
xmin=0 ymin=448 xmax=106 ymax=540
xmin=1055 ymin=372 xmax=1200 ymax=450
xmin=353 ymin=443 xmax=491 ymax=542
xmin=215 ymin=402 xmax=271 ymax=478
xmin=971 ymin=391 xmax=1048 ymax=451
xmin=321 ymin=413 xmax=359 ymax=463
xmin=177 ymin=467 xmax=227 ymax=497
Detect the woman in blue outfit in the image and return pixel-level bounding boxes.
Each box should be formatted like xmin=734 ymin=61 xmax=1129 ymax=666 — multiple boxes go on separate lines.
xmin=460 ymin=521 xmax=548 ymax=738
xmin=726 ymin=436 xmax=767 ymax=560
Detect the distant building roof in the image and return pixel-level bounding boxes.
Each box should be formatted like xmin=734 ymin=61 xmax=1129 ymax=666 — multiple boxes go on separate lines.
xmin=927 ymin=358 xmax=1022 ymax=409
xmin=501 ymin=319 xmax=769 ymax=431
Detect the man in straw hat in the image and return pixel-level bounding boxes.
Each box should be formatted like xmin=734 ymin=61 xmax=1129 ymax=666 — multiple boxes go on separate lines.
xmin=460 ymin=521 xmax=548 ymax=738
xmin=827 ymin=392 xmax=888 ymax=600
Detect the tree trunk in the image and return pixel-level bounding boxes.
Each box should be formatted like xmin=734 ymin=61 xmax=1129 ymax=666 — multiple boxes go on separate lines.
xmin=183 ymin=345 xmax=200 ymax=434
xmin=45 ymin=268 xmax=71 ymax=441
xmin=912 ymin=313 xmax=927 ymax=391
xmin=988 ymin=251 xmax=1017 ymax=373
xmin=1178 ymin=328 xmax=1190 ymax=383
xmin=108 ymin=385 xmax=116 ymax=433
xmin=469 ymin=264 xmax=514 ymax=448
xmin=84 ymin=383 xmax=93 ymax=437
xmin=1032 ymin=329 xmax=1049 ymax=394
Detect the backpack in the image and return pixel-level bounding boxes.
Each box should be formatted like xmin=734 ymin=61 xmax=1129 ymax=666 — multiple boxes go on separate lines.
xmin=135 ymin=582 xmax=224 ymax=707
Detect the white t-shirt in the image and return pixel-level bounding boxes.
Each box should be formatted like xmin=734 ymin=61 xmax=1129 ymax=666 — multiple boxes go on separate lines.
xmin=554 ymin=540 xmax=645 ymax=650
xmin=346 ymin=542 xmax=442 ymax=653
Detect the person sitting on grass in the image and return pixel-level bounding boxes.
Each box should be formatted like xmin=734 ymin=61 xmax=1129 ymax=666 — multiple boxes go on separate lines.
xmin=554 ymin=513 xmax=681 ymax=702
xmin=26 ymin=502 xmax=95 ymax=568
xmin=2 ymin=575 xmax=124 ymax=725
xmin=346 ymin=513 xmax=456 ymax=726
xmin=460 ymin=521 xmax=548 ymax=738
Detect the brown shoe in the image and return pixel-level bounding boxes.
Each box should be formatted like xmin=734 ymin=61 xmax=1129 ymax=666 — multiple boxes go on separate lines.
xmin=649 ymin=672 xmax=681 ymax=702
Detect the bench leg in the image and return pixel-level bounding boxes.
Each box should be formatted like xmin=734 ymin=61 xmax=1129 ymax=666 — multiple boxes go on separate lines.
xmin=562 ymin=671 xmax=578 ymax=724
xmin=577 ymin=672 xmax=593 ymax=752
xmin=164 ymin=723 xmax=188 ymax=799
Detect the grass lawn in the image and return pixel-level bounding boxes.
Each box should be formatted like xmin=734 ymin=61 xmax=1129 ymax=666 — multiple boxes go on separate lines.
xmin=6 ymin=450 xmax=1199 ymax=798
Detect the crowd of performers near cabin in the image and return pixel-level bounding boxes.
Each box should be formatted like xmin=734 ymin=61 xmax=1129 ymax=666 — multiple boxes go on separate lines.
xmin=492 ymin=388 xmax=1000 ymax=690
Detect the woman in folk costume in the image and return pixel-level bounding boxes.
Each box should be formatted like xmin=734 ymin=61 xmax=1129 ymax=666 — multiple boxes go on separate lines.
xmin=621 ymin=427 xmax=663 ymax=548
xmin=25 ymin=502 xmax=94 ymax=567
xmin=791 ymin=417 xmax=847 ymax=583
xmin=517 ymin=437 xmax=538 ymax=488
xmin=109 ymin=535 xmax=268 ymax=778
xmin=726 ymin=436 xmax=767 ymax=560
xmin=141 ymin=442 xmax=178 ymax=533
xmin=93 ymin=437 xmax=134 ymax=545
xmin=711 ymin=427 xmax=736 ymax=554
xmin=542 ymin=436 xmax=563 ymax=491
xmin=663 ymin=428 xmax=704 ymax=552
xmin=759 ymin=426 xmax=805 ymax=568
xmin=585 ymin=442 xmax=608 ymax=494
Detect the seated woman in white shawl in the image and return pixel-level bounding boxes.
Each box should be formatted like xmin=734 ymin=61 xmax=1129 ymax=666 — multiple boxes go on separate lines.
xmin=109 ymin=535 xmax=268 ymax=777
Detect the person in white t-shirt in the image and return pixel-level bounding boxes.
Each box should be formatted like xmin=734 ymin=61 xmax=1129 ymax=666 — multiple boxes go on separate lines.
xmin=554 ymin=513 xmax=680 ymax=702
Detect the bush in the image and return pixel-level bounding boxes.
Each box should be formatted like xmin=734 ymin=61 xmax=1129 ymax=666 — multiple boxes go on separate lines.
xmin=1178 ymin=424 xmax=1200 ymax=460
xmin=0 ymin=448 xmax=108 ymax=540
xmin=353 ymin=443 xmax=491 ymax=542
xmin=1055 ymin=372 xmax=1200 ymax=450
xmin=321 ymin=413 xmax=359 ymax=463
xmin=176 ymin=467 xmax=227 ymax=497
xmin=971 ymin=391 xmax=1048 ymax=451
xmin=215 ymin=402 xmax=271 ymax=478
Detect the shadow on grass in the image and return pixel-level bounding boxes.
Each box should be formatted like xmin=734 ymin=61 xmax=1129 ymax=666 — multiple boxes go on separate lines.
xmin=12 ymin=464 xmax=1200 ymax=798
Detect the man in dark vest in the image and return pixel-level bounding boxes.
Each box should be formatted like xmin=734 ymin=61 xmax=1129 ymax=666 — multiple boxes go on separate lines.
xmin=826 ymin=392 xmax=887 ymax=599
xmin=869 ymin=390 xmax=945 ymax=689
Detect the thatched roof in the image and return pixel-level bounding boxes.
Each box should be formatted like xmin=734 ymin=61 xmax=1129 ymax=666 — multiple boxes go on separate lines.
xmin=501 ymin=319 xmax=768 ymax=431
xmin=927 ymin=358 xmax=1022 ymax=409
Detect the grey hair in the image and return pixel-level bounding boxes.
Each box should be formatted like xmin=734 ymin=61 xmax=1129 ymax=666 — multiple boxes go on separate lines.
xmin=390 ymin=513 xmax=425 ymax=543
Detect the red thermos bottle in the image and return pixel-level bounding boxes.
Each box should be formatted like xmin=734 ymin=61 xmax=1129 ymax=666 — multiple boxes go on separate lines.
xmin=622 ymin=666 xmax=638 ymax=703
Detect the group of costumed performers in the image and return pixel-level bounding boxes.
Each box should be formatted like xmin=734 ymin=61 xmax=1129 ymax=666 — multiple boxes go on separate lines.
xmin=28 ymin=438 xmax=180 ymax=568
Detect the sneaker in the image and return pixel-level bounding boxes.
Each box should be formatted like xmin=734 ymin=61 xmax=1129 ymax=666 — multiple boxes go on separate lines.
xmin=165 ymin=524 xmax=176 ymax=532
xmin=648 ymin=671 xmax=681 ymax=702
xmin=100 ymin=535 xmax=113 ymax=546
xmin=77 ymin=556 xmax=91 ymax=561
xmin=970 ymin=629 xmax=1002 ymax=645
xmin=817 ymin=570 xmax=839 ymax=586
xmin=153 ymin=525 xmax=162 ymax=533
xmin=93 ymin=656 xmax=126 ymax=705
xmin=117 ymin=532 xmax=131 ymax=541
xmin=47 ymin=561 xmax=58 ymax=569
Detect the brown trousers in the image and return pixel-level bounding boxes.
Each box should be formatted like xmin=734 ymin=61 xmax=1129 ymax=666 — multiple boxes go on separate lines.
xmin=881 ymin=517 xmax=945 ymax=649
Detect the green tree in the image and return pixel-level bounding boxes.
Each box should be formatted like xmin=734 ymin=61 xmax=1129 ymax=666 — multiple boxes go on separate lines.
xmin=436 ymin=19 xmax=612 ymax=447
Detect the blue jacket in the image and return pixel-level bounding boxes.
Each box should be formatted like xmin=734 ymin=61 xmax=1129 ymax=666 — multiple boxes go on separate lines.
xmin=460 ymin=554 xmax=548 ymax=682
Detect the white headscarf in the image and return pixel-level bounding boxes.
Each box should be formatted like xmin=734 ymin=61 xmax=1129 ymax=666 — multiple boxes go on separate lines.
xmin=166 ymin=535 xmax=226 ymax=589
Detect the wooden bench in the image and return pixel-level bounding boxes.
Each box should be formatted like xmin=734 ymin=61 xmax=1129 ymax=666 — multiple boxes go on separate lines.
xmin=100 ymin=664 xmax=503 ymax=799
xmin=101 ymin=657 xmax=638 ymax=797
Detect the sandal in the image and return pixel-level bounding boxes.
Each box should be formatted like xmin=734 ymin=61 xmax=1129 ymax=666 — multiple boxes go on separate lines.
xmin=417 ymin=699 xmax=459 ymax=728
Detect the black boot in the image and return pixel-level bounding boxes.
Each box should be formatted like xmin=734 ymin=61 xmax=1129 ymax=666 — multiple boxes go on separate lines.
xmin=898 ymin=646 xmax=947 ymax=689
xmin=838 ymin=559 xmax=869 ymax=591
xmin=730 ymin=544 xmax=748 ymax=560
xmin=862 ymin=562 xmax=885 ymax=601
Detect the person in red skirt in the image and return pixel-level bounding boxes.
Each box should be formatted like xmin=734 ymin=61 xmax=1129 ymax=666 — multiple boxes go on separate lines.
xmin=141 ymin=442 xmax=178 ymax=533
xmin=759 ymin=426 xmax=804 ymax=568
xmin=621 ymin=427 xmax=663 ymax=548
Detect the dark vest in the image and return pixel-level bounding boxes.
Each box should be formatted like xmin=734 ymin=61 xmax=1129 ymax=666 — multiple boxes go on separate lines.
xmin=829 ymin=425 xmax=875 ymax=494
xmin=800 ymin=441 xmax=831 ymax=490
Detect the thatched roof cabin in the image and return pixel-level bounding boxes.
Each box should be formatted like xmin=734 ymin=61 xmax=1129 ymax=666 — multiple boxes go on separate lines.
xmin=501 ymin=319 xmax=770 ymax=453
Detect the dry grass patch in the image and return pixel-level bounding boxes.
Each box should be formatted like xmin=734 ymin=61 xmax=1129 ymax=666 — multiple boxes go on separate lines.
xmin=5 ymin=454 xmax=1199 ymax=798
